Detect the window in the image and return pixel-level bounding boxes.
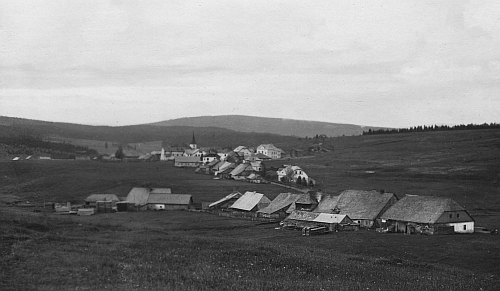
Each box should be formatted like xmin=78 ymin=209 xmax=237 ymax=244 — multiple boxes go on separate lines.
xmin=449 ymin=213 xmax=452 ymax=218
xmin=463 ymin=225 xmax=466 ymax=230
xmin=457 ymin=213 xmax=460 ymax=218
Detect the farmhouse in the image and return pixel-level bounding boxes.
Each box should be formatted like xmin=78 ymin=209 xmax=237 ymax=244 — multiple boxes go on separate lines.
xmin=277 ymin=165 xmax=311 ymax=185
xmin=257 ymin=193 xmax=304 ymax=218
xmin=174 ymin=156 xmax=201 ymax=167
xmin=380 ymin=195 xmax=474 ymax=234
xmin=332 ymin=190 xmax=397 ymax=228
xmin=283 ymin=210 xmax=354 ymax=231
xmin=208 ymin=191 xmax=243 ymax=209
xmin=229 ymin=163 xmax=254 ymax=180
xmin=84 ymin=194 xmax=120 ymax=207
xmin=202 ymin=153 xmax=219 ymax=164
xmin=312 ymin=190 xmax=397 ymax=228
xmin=256 ymin=144 xmax=284 ymax=159
xmin=146 ymin=194 xmax=193 ymax=210
xmin=229 ymin=191 xmax=271 ymax=212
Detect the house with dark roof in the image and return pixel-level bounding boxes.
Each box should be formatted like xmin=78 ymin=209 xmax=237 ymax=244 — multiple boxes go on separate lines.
xmin=380 ymin=195 xmax=474 ymax=234
xmin=230 ymin=191 xmax=271 ymax=212
xmin=312 ymin=190 xmax=397 ymax=228
xmin=147 ymin=194 xmax=193 ymax=210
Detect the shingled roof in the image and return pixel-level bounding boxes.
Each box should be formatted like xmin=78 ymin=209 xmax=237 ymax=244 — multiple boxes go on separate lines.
xmin=285 ymin=210 xmax=352 ymax=224
xmin=209 ymin=191 xmax=242 ymax=208
xmin=257 ymin=193 xmax=303 ymax=214
xmin=313 ymin=195 xmax=340 ymax=213
xmin=335 ymin=190 xmax=396 ymax=220
xmin=230 ymin=191 xmax=271 ymax=211
xmin=147 ymin=194 xmax=192 ymax=205
xmin=380 ymin=195 xmax=470 ymax=224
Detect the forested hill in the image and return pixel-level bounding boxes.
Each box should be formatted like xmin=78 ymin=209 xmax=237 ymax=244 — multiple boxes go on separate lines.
xmin=0 ymin=116 xmax=302 ymax=148
xmin=149 ymin=115 xmax=387 ymax=137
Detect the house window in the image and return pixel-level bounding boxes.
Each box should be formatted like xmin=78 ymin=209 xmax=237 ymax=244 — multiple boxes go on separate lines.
xmin=457 ymin=213 xmax=460 ymax=218
xmin=463 ymin=225 xmax=466 ymax=230
xmin=449 ymin=213 xmax=452 ymax=218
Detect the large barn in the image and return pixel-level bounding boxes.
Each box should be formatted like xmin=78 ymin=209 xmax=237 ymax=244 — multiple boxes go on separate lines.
xmin=313 ymin=190 xmax=397 ymax=228
xmin=380 ymin=195 xmax=475 ymax=234
xmin=257 ymin=193 xmax=304 ymax=219
xmin=146 ymin=194 xmax=193 ymax=210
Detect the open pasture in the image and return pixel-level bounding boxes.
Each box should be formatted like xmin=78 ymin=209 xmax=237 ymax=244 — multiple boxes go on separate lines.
xmin=1 ymin=129 xmax=500 ymax=290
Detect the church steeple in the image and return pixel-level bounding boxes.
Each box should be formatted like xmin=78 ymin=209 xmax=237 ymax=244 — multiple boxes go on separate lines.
xmin=189 ymin=131 xmax=197 ymax=149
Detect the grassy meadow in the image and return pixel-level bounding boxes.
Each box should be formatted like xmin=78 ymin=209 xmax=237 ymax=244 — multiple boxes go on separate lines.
xmin=1 ymin=129 xmax=500 ymax=290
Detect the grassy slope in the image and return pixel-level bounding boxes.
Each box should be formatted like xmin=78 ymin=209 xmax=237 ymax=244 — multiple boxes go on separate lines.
xmin=1 ymin=129 xmax=500 ymax=290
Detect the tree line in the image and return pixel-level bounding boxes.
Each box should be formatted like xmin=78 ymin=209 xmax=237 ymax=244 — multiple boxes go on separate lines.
xmin=0 ymin=133 xmax=98 ymax=156
xmin=363 ymin=123 xmax=500 ymax=136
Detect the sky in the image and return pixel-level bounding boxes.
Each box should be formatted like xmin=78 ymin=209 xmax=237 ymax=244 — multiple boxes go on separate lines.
xmin=1 ymin=0 xmax=499 ymax=128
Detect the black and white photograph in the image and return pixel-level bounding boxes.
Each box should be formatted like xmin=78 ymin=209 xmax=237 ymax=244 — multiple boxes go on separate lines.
xmin=1 ymin=1 xmax=499 ymax=290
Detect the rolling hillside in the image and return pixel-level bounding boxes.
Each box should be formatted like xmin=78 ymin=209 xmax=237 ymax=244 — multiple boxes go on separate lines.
xmin=149 ymin=115 xmax=387 ymax=137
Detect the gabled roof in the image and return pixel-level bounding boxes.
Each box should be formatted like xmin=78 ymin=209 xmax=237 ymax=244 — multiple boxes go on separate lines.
xmin=295 ymin=193 xmax=317 ymax=205
xmin=313 ymin=213 xmax=351 ymax=224
xmin=230 ymin=191 xmax=271 ymax=211
xmin=126 ymin=187 xmax=151 ymax=205
xmin=85 ymin=194 xmax=120 ymax=202
xmin=230 ymin=163 xmax=253 ymax=176
xmin=150 ymin=188 xmax=172 ymax=194
xmin=184 ymin=149 xmax=201 ymax=155
xmin=257 ymin=193 xmax=303 ymax=214
xmin=233 ymin=146 xmax=249 ymax=152
xmin=313 ymin=195 xmax=340 ymax=213
xmin=212 ymin=161 xmax=224 ymax=171
xmin=207 ymin=159 xmax=220 ymax=167
xmin=147 ymin=194 xmax=192 ymax=205
xmin=335 ymin=190 xmax=396 ymax=220
xmin=218 ymin=161 xmax=235 ymax=173
xmin=257 ymin=144 xmax=285 ymax=153
xmin=209 ymin=191 xmax=242 ymax=208
xmin=285 ymin=210 xmax=351 ymax=224
xmin=380 ymin=195 xmax=469 ymax=224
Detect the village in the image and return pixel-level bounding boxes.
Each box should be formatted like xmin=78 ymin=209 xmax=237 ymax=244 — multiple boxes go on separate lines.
xmin=47 ymin=133 xmax=485 ymax=236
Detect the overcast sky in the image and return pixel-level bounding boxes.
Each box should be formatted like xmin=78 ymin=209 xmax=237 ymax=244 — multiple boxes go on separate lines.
xmin=1 ymin=0 xmax=499 ymax=127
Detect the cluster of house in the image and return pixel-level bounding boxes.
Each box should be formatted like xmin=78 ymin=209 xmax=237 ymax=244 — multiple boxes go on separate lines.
xmin=207 ymin=189 xmax=475 ymax=235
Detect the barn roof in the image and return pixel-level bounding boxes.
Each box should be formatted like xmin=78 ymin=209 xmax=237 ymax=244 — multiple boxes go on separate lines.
xmin=147 ymin=194 xmax=192 ymax=205
xmin=150 ymin=188 xmax=172 ymax=194
xmin=313 ymin=195 xmax=340 ymax=213
xmin=257 ymin=193 xmax=303 ymax=214
xmin=230 ymin=163 xmax=250 ymax=176
xmin=230 ymin=191 xmax=271 ymax=211
xmin=85 ymin=194 xmax=120 ymax=202
xmin=126 ymin=187 xmax=151 ymax=206
xmin=335 ymin=190 xmax=396 ymax=220
xmin=209 ymin=191 xmax=242 ymax=208
xmin=380 ymin=195 xmax=468 ymax=224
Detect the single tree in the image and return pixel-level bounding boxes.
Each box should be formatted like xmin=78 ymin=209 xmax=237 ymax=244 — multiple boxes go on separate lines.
xmin=115 ymin=146 xmax=124 ymax=160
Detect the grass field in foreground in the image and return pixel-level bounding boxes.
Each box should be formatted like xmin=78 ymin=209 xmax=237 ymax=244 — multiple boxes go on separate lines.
xmin=1 ymin=208 xmax=499 ymax=291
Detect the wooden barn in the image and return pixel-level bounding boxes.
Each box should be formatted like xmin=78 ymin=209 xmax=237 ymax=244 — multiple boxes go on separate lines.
xmin=229 ymin=191 xmax=271 ymax=212
xmin=146 ymin=194 xmax=193 ymax=210
xmin=174 ymin=156 xmax=201 ymax=168
xmin=257 ymin=193 xmax=304 ymax=219
xmin=312 ymin=190 xmax=397 ymax=228
xmin=208 ymin=191 xmax=243 ymax=210
xmin=380 ymin=195 xmax=475 ymax=234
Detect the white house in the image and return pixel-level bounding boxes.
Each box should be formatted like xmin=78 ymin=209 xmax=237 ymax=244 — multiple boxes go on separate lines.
xmin=256 ymin=144 xmax=284 ymax=159
xmin=277 ymin=165 xmax=310 ymax=184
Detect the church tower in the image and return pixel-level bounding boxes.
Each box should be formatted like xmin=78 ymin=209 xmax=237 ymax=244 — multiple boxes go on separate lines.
xmin=189 ymin=131 xmax=197 ymax=149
